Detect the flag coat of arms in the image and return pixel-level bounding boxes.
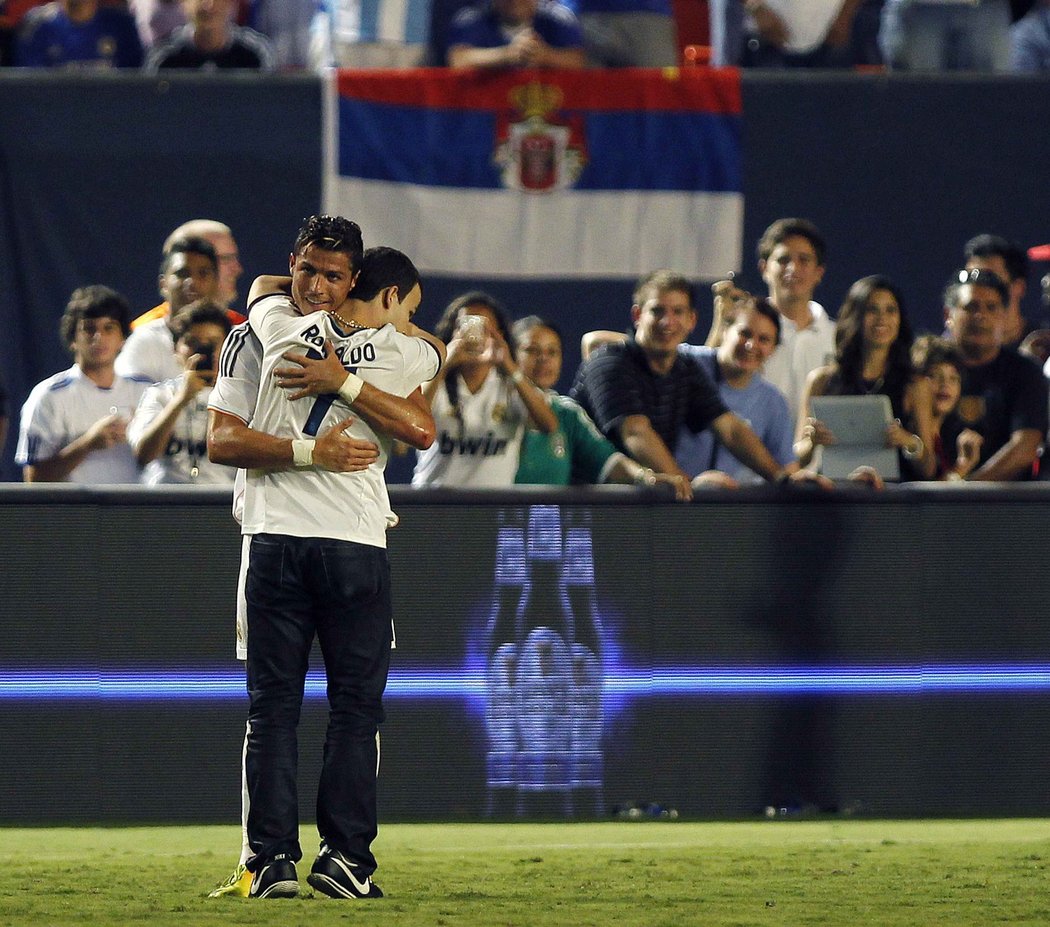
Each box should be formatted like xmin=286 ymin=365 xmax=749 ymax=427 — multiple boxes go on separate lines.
xmin=325 ymin=68 xmax=743 ymax=279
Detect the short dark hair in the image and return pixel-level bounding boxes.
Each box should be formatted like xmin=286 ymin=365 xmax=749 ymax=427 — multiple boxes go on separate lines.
xmin=964 ymin=233 xmax=1029 ymax=283
xmin=60 ymin=285 xmax=132 ymax=349
xmin=722 ymin=296 xmax=781 ymax=346
xmin=757 ymin=217 xmax=827 ymax=266
xmin=351 ymin=246 xmax=420 ymax=302
xmin=911 ymin=334 xmax=964 ymax=376
xmin=633 ymin=270 xmax=694 ymax=308
xmin=170 ymin=299 xmax=232 ymax=342
xmin=512 ymin=314 xmax=563 ymax=350
xmin=944 ymin=268 xmax=1010 ymax=309
xmin=292 ymin=215 xmax=364 ymax=272
xmin=161 ymin=235 xmax=218 ymax=275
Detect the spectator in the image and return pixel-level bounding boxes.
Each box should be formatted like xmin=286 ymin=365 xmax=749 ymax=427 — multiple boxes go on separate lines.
xmin=740 ymin=0 xmax=863 ymax=68
xmin=447 ymin=0 xmax=585 ymax=68
xmin=127 ymin=300 xmax=234 ymax=484
xmin=1011 ymin=0 xmax=1050 ymax=72
xmin=753 ymin=217 xmax=836 ymax=423
xmin=248 ymin=0 xmax=327 ymax=70
xmin=116 ymin=236 xmax=221 ymax=383
xmin=132 ymin=219 xmax=245 ymax=329
xmin=15 ymin=0 xmax=144 ymax=68
xmin=129 ymin=0 xmax=186 ymax=48
xmin=942 ymin=268 xmax=1048 ymax=480
xmin=512 ymin=315 xmax=685 ymax=495
xmin=880 ymin=0 xmax=1011 ymax=71
xmin=411 ymin=292 xmax=557 ymax=487
xmin=963 ymin=233 xmax=1031 ymax=348
xmin=676 ymin=296 xmax=796 ymax=487
xmin=571 ymin=269 xmax=807 ymax=500
xmin=144 ymin=0 xmax=275 ymax=71
xmin=794 ymin=275 xmax=936 ymax=480
xmin=572 ymin=0 xmax=677 ymax=66
xmin=16 ymin=285 xmax=149 ymax=483
xmin=331 ymin=0 xmax=428 ymax=67
xmin=911 ymin=335 xmax=984 ymax=481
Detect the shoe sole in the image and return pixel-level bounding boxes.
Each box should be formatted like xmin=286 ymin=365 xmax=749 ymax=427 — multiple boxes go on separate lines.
xmin=307 ymin=872 xmax=379 ymax=899
xmin=254 ymin=880 xmax=300 ymax=899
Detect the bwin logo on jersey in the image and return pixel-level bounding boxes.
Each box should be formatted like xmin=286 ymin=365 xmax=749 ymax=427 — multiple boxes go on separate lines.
xmin=439 ymin=430 xmax=508 ymax=457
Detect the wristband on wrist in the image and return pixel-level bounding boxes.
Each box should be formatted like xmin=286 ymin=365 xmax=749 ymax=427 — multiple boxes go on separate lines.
xmin=337 ymin=372 xmax=364 ymax=404
xmin=291 ymin=439 xmax=315 ymax=468
xmin=509 ymin=369 xmax=525 ymax=385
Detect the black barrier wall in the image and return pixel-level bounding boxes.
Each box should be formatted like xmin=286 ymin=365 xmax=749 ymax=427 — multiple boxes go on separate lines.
xmin=2 ymin=73 xmax=1049 ymax=482
xmin=2 ymin=486 xmax=1050 ymax=823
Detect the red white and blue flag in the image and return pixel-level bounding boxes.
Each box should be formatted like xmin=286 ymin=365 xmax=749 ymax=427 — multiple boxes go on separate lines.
xmin=325 ymin=68 xmax=742 ymax=279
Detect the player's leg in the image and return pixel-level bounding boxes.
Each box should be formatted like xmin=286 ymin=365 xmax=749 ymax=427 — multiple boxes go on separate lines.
xmin=243 ymin=533 xmax=316 ymax=897
xmin=308 ymin=539 xmax=392 ymax=898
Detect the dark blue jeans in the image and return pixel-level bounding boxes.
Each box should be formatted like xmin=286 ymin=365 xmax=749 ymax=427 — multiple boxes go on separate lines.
xmin=244 ymin=533 xmax=392 ymax=875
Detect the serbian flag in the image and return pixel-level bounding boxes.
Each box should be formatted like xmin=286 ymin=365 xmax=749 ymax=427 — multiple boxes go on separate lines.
xmin=324 ymin=68 xmax=742 ymax=279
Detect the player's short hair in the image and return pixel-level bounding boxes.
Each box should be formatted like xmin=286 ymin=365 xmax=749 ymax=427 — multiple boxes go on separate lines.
xmin=512 ymin=314 xmax=563 ymax=350
xmin=60 ymin=285 xmax=132 ymax=348
xmin=292 ymin=215 xmax=364 ymax=272
xmin=351 ymin=247 xmax=420 ymax=302
xmin=161 ymin=235 xmax=218 ymax=275
xmin=944 ymin=268 xmax=1010 ymax=309
xmin=756 ymin=217 xmax=827 ymax=266
xmin=964 ymin=233 xmax=1029 ymax=283
xmin=633 ymin=270 xmax=694 ymax=308
xmin=170 ymin=299 xmax=232 ymax=342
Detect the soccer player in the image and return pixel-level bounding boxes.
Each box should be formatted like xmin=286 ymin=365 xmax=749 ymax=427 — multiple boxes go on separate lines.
xmin=206 ymin=221 xmax=444 ymax=899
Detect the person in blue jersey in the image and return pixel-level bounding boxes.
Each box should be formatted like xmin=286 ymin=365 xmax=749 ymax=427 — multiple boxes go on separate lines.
xmin=447 ymin=0 xmax=585 ymax=68
xmin=15 ymin=0 xmax=143 ymax=68
xmin=16 ymin=285 xmax=149 ymax=483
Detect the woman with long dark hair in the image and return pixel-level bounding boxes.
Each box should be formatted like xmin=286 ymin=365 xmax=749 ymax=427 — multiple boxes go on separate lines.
xmin=411 ymin=291 xmax=556 ymax=486
xmin=795 ymin=275 xmax=936 ymax=479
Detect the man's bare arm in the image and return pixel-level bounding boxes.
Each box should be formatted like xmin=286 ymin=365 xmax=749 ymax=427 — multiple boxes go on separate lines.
xmin=968 ymin=429 xmax=1042 ymax=482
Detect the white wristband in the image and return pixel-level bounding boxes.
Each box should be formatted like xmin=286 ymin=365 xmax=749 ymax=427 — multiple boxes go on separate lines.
xmin=337 ymin=372 xmax=364 ymax=404
xmin=509 ymin=369 xmax=525 ymax=385
xmin=291 ymin=439 xmax=315 ymax=468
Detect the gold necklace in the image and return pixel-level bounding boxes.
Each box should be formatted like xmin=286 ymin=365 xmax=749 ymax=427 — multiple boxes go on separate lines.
xmin=330 ymin=310 xmax=371 ymax=331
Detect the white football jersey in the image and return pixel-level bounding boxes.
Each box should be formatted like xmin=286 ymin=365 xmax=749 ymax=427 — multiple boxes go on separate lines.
xmin=208 ymin=320 xmax=262 ymax=525
xmin=114 ymin=317 xmax=181 ymax=384
xmin=16 ymin=365 xmax=149 ymax=484
xmin=127 ymin=378 xmax=236 ymax=485
xmin=243 ymin=294 xmax=441 ymax=547
xmin=411 ymin=367 xmax=527 ymax=487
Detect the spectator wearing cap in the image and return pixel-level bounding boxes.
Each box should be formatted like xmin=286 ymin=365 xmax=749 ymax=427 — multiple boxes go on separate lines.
xmin=942 ymin=268 xmax=1048 ymax=481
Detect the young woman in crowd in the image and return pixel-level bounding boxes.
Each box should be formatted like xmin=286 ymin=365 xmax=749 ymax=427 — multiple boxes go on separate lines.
xmin=911 ymin=334 xmax=984 ymax=481
xmin=411 ymin=292 xmax=556 ymax=486
xmin=794 ymin=275 xmax=937 ymax=480
xmin=512 ymin=315 xmax=685 ymax=496
xmin=127 ymin=300 xmax=233 ymax=484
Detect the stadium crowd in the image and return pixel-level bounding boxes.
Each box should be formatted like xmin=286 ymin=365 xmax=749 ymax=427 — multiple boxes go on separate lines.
xmin=9 ymin=215 xmax=1050 ymax=493
xmin=0 ymin=0 xmax=1047 ymax=71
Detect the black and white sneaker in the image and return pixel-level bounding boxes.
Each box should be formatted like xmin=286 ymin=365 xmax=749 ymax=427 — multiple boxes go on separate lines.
xmin=248 ymin=854 xmax=299 ymax=899
xmin=307 ymin=846 xmax=383 ymax=899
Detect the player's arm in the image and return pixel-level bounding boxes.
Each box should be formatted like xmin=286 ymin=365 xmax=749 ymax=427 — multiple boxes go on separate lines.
xmin=207 ymin=409 xmax=379 ymax=472
xmin=247 ymin=275 xmax=293 ymax=306
xmin=273 ymin=341 xmax=437 ymax=449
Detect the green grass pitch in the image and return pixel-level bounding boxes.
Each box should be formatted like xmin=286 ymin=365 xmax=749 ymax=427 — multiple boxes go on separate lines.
xmin=2 ymin=820 xmax=1048 ymax=926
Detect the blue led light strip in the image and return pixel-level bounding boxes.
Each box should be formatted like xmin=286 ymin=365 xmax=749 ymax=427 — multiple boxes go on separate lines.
xmin=3 ymin=665 xmax=1050 ymax=701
